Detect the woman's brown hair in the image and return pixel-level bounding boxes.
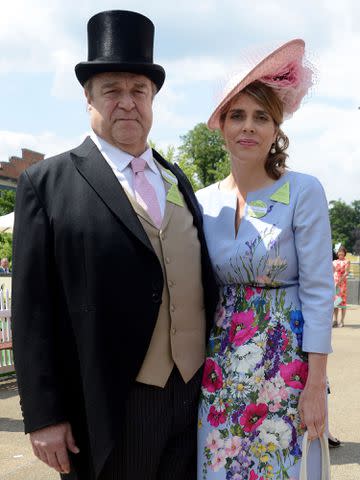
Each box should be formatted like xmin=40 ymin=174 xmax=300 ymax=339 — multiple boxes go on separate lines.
xmin=219 ymin=80 xmax=289 ymax=180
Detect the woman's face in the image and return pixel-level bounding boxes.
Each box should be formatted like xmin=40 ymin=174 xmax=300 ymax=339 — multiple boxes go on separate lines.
xmin=337 ymin=250 xmax=346 ymax=260
xmin=221 ymin=92 xmax=277 ymax=168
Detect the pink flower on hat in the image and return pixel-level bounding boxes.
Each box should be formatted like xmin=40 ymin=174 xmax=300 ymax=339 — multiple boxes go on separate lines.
xmin=261 ymin=61 xmax=302 ymax=88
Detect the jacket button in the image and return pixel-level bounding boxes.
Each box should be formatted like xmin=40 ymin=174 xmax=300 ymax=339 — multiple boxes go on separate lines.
xmin=152 ymin=292 xmax=161 ymax=303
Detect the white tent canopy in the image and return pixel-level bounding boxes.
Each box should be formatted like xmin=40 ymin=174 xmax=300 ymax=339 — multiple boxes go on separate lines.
xmin=0 ymin=212 xmax=14 ymax=233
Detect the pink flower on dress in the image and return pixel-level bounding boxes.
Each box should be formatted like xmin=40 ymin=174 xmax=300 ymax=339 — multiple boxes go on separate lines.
xmin=206 ymin=429 xmax=224 ymax=453
xmin=256 ymin=275 xmax=272 ymax=285
xmin=203 ymin=359 xmax=223 ymax=393
xmin=231 ymin=310 xmax=255 ymax=328
xmin=269 ymin=402 xmax=281 ymax=413
xmin=240 ymin=403 xmax=268 ymax=432
xmin=279 ymin=387 xmax=289 ymax=400
xmin=224 ymin=436 xmax=242 ymax=458
xmin=211 ymin=449 xmax=227 ymax=472
xmin=249 ymin=470 xmax=264 ymax=480
xmin=208 ymin=405 xmax=227 ymax=427
xmin=229 ymin=310 xmax=258 ymax=346
xmin=245 ymin=286 xmax=255 ymax=301
xmin=281 ymin=329 xmax=289 ymax=351
xmin=280 ymin=360 xmax=308 ymax=389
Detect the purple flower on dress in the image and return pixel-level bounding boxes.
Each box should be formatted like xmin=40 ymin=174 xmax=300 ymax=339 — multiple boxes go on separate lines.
xmin=284 ymin=415 xmax=298 ymax=449
xmin=256 ymin=322 xmax=283 ymax=380
xmin=290 ymin=443 xmax=302 ymax=458
xmin=231 ymin=405 xmax=246 ymax=424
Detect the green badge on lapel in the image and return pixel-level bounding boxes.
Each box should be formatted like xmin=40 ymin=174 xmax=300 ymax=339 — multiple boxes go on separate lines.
xmin=270 ymin=182 xmax=290 ymax=205
xmin=161 ymin=168 xmax=178 ymax=185
xmin=248 ymin=200 xmax=268 ymax=218
xmin=167 ymin=183 xmax=184 ymax=207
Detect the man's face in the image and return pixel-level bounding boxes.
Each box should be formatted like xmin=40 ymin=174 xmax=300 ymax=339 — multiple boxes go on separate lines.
xmin=1 ymin=259 xmax=8 ymax=269
xmin=86 ymin=72 xmax=154 ymax=156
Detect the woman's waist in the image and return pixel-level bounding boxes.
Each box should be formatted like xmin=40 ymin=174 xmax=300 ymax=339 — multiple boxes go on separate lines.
xmin=218 ymin=281 xmax=299 ymax=291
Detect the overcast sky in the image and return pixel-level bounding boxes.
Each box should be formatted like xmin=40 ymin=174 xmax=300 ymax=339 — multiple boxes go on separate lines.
xmin=0 ymin=0 xmax=359 ymax=203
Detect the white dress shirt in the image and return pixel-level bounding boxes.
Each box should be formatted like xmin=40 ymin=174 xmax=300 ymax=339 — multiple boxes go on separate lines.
xmin=90 ymin=132 xmax=166 ymax=216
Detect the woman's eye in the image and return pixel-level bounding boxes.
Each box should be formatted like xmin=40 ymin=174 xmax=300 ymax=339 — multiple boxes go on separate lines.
xmin=230 ymin=113 xmax=244 ymax=120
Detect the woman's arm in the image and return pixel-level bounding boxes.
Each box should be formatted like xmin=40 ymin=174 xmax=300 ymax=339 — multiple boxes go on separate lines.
xmin=298 ymin=353 xmax=327 ymax=439
xmin=293 ymin=176 xmax=334 ymax=438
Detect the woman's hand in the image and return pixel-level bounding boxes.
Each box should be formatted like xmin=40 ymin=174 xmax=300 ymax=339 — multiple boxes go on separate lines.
xmin=298 ymin=382 xmax=327 ymax=440
xmin=298 ymin=352 xmax=328 ymax=440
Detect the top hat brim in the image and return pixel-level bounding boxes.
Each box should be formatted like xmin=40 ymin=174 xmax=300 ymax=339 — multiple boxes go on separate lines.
xmin=75 ymin=61 xmax=165 ymax=91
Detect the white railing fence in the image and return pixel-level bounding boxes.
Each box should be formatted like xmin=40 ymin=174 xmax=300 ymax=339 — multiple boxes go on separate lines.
xmin=0 ymin=288 xmax=14 ymax=374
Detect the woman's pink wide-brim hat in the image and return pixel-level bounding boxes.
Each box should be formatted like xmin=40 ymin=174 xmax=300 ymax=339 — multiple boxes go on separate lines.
xmin=208 ymin=39 xmax=314 ymax=130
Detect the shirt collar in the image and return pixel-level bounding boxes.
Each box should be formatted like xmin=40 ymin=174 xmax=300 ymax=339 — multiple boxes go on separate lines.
xmin=90 ymin=131 xmax=158 ymax=174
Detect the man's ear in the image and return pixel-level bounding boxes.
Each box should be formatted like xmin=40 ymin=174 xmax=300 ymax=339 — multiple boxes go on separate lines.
xmin=84 ymin=89 xmax=92 ymax=111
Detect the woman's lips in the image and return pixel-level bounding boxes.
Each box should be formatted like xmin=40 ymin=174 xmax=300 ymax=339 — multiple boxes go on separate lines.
xmin=238 ymin=139 xmax=258 ymax=146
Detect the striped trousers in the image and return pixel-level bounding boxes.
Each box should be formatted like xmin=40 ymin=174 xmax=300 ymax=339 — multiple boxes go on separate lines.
xmin=98 ymin=366 xmax=202 ymax=480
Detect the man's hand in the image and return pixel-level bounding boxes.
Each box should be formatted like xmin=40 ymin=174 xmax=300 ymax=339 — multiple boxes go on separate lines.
xmin=29 ymin=422 xmax=80 ymax=474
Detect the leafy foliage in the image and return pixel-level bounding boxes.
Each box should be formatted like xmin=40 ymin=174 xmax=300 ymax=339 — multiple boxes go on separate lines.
xmin=177 ymin=123 xmax=230 ymax=190
xmin=329 ymin=200 xmax=360 ymax=252
xmin=0 ymin=190 xmax=16 ymax=216
xmin=0 ymin=233 xmax=12 ymax=263
xmin=0 ymin=190 xmax=15 ymax=263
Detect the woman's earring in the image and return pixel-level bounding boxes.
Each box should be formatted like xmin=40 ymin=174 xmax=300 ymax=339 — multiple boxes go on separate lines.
xmin=270 ymin=143 xmax=276 ymax=154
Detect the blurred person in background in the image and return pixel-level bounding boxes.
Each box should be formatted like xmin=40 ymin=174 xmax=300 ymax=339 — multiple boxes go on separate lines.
xmin=333 ymin=245 xmax=350 ymax=327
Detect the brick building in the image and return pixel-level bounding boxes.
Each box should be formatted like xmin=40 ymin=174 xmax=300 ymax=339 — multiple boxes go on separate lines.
xmin=0 ymin=149 xmax=45 ymax=190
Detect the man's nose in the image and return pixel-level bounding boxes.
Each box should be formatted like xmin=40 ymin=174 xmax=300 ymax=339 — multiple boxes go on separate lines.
xmin=116 ymin=93 xmax=135 ymax=110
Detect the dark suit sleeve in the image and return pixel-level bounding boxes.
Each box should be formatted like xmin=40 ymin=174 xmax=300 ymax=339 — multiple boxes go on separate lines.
xmin=12 ymin=171 xmax=67 ymax=433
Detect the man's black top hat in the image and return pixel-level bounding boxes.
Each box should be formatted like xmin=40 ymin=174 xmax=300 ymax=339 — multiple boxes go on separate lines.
xmin=75 ymin=10 xmax=165 ymax=91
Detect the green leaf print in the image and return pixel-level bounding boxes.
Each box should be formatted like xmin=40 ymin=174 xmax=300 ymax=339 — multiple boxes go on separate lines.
xmin=219 ymin=428 xmax=229 ymax=438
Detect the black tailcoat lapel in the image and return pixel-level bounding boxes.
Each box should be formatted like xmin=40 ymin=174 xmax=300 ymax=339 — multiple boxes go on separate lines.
xmin=71 ymin=137 xmax=154 ymax=253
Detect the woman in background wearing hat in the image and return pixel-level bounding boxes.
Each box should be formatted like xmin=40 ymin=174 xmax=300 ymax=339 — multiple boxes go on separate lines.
xmin=196 ymin=40 xmax=333 ymax=479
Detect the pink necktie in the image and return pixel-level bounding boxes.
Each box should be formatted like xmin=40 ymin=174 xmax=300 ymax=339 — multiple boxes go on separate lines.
xmin=131 ymin=157 xmax=162 ymax=228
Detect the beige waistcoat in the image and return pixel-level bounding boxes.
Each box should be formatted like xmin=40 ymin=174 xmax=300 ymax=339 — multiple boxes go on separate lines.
xmin=124 ymin=166 xmax=206 ymax=387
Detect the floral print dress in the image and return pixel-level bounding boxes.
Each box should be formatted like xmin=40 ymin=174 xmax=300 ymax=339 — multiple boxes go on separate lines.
xmin=196 ymin=172 xmax=333 ymax=480
xmin=333 ymin=259 xmax=350 ymax=307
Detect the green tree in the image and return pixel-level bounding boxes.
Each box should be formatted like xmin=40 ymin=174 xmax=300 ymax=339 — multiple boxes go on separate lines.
xmin=0 ymin=233 xmax=12 ymax=262
xmin=149 ymin=140 xmax=176 ymax=164
xmin=0 ymin=190 xmax=16 ymax=216
xmin=149 ymin=139 xmax=203 ymax=191
xmin=329 ymin=200 xmax=357 ymax=251
xmin=0 ymin=190 xmax=15 ymax=264
xmin=178 ymin=123 xmax=230 ymax=190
